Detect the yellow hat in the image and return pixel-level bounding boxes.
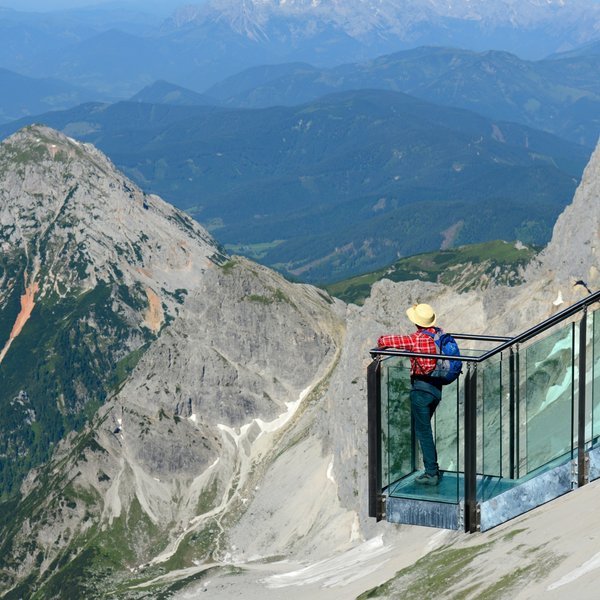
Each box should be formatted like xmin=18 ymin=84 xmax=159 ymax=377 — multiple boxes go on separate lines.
xmin=406 ymin=303 xmax=436 ymax=328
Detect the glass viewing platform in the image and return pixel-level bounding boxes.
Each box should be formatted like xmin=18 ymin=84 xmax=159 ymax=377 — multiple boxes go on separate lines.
xmin=367 ymin=290 xmax=600 ymax=532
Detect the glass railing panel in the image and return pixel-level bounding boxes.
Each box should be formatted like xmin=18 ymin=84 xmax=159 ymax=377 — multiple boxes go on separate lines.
xmin=382 ymin=358 xmax=413 ymax=489
xmin=380 ymin=345 xmax=500 ymax=500
xmin=381 ymin=356 xmax=461 ymax=504
xmin=479 ymin=354 xmax=503 ymax=478
xmin=477 ymin=352 xmax=522 ymax=501
xmin=592 ymin=308 xmax=600 ymax=447
xmin=522 ymin=322 xmax=574 ymax=475
xmin=433 ymin=375 xmax=460 ymax=503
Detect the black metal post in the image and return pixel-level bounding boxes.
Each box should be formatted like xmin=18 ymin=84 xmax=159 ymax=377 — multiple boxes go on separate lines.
xmin=578 ymin=308 xmax=588 ymax=488
xmin=367 ymin=357 xmax=383 ymax=520
xmin=499 ymin=353 xmax=503 ymax=479
xmin=571 ymin=323 xmax=576 ymax=462
xmin=515 ymin=345 xmax=521 ymax=479
xmin=464 ymin=364 xmax=478 ymax=533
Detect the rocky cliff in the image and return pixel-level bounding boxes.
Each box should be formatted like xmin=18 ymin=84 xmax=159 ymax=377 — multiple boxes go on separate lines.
xmin=0 ymin=125 xmax=227 ymax=499
xmin=0 ymin=126 xmax=345 ymax=598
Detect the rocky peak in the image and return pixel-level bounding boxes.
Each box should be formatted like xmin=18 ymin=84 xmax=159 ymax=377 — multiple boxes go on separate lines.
xmin=0 ymin=125 xmax=226 ymax=501
xmin=169 ymin=0 xmax=600 ymax=41
xmin=0 ymin=125 xmax=225 ymax=313
xmin=534 ymin=140 xmax=600 ymax=290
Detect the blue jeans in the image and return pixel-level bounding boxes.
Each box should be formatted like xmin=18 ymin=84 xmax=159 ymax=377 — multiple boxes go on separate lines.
xmin=411 ymin=383 xmax=442 ymax=476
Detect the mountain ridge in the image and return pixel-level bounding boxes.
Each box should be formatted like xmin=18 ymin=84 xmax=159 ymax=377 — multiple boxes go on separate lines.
xmin=2 ymin=0 xmax=599 ymax=96
xmin=0 ymin=124 xmax=227 ymax=497
xmin=169 ymin=0 xmax=600 ymax=54
xmin=0 ymin=68 xmax=108 ymax=125
xmin=0 ymin=91 xmax=590 ymax=283
xmin=0 ymin=125 xmax=348 ymax=597
xmin=205 ymin=44 xmax=600 ymax=147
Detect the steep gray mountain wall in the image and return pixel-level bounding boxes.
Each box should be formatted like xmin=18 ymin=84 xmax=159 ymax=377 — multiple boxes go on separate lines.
xmin=0 ymin=126 xmax=222 ymax=298
xmin=0 ymin=126 xmax=348 ymax=595
xmin=528 ymin=139 xmax=600 ymax=293
xmin=476 ymin=139 xmax=600 ymax=336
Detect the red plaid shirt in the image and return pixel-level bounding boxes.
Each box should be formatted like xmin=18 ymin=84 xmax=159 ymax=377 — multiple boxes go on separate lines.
xmin=377 ymin=328 xmax=438 ymax=375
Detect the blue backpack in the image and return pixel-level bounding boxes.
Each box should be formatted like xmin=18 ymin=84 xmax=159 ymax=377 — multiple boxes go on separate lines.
xmin=421 ymin=328 xmax=462 ymax=384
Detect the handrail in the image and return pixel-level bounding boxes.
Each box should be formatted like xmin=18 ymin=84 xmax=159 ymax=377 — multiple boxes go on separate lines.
xmin=370 ymin=289 xmax=600 ymax=363
xmin=451 ymin=333 xmax=513 ymax=342
xmin=477 ymin=288 xmax=600 ymax=362
xmin=369 ymin=348 xmax=482 ymax=362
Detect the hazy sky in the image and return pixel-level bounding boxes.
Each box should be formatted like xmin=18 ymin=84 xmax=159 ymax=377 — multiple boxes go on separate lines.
xmin=0 ymin=0 xmax=195 ymax=12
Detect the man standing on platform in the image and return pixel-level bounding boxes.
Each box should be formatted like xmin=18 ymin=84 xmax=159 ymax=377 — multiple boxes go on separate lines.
xmin=377 ymin=303 xmax=443 ymax=486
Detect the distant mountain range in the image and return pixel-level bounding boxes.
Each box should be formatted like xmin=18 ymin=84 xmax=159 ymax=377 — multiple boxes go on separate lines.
xmin=129 ymin=80 xmax=215 ymax=106
xmin=1 ymin=0 xmax=597 ymax=283
xmin=4 ymin=42 xmax=600 ymax=149
xmin=205 ymin=45 xmax=600 ymax=148
xmin=1 ymin=0 xmax=599 ymax=95
xmin=0 ymin=67 xmax=111 ymax=124
xmin=165 ymin=0 xmax=600 ymax=62
xmin=0 ymin=90 xmax=590 ymax=283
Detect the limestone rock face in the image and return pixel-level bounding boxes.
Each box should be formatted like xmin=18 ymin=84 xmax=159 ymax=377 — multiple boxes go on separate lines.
xmin=527 ymin=140 xmax=600 ymax=296
xmin=0 ymin=126 xmax=346 ymax=595
xmin=123 ymin=258 xmax=342 ymax=429
xmin=0 ymin=125 xmax=223 ymax=305
xmin=0 ymin=125 xmax=228 ymax=501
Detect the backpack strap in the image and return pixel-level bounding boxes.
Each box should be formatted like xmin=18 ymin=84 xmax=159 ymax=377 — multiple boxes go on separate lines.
xmin=419 ymin=327 xmax=441 ymax=343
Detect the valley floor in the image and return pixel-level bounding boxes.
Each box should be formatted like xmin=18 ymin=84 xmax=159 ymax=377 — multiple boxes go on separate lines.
xmin=172 ymin=477 xmax=600 ymax=600
xmin=171 ymin=525 xmax=457 ymax=599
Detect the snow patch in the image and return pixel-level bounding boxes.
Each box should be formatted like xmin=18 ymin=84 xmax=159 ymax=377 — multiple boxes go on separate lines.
xmin=553 ymin=290 xmax=564 ymax=306
xmin=326 ymin=457 xmax=336 ymax=484
xmin=255 ymin=386 xmax=311 ymax=436
xmin=218 ymin=385 xmax=311 ymax=446
xmin=217 ymin=422 xmax=253 ymax=447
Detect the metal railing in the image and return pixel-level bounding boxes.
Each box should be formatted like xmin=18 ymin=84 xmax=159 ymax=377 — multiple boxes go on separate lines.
xmin=368 ymin=289 xmax=600 ymax=532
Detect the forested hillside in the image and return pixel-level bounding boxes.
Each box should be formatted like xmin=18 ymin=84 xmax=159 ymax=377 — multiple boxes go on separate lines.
xmin=0 ymin=91 xmax=589 ymax=282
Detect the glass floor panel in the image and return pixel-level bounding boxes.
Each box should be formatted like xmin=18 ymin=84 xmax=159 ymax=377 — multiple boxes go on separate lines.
xmin=388 ymin=471 xmax=461 ymax=504
xmin=388 ymin=471 xmax=520 ymax=504
xmin=388 ymin=452 xmax=573 ymax=505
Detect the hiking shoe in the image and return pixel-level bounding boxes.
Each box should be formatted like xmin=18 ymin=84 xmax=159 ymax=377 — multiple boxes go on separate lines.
xmin=415 ymin=472 xmax=440 ymax=486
